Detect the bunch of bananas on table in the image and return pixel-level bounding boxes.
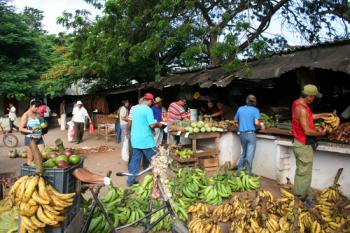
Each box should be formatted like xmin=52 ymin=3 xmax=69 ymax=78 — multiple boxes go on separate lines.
xmin=186 ymin=185 xmax=350 ymax=233
xmin=188 ymin=217 xmax=221 ymax=233
xmin=131 ymin=174 xmax=153 ymax=199
xmin=9 ymin=175 xmax=75 ymax=233
xmin=320 ymin=114 xmax=340 ymax=133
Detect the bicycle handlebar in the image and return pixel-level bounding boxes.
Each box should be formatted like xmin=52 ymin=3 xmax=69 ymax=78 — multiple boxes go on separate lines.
xmin=116 ymin=166 xmax=153 ymax=177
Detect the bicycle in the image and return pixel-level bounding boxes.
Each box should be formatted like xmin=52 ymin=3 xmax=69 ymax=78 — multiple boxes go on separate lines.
xmin=80 ymin=166 xmax=188 ymax=233
xmin=0 ymin=116 xmax=19 ymax=147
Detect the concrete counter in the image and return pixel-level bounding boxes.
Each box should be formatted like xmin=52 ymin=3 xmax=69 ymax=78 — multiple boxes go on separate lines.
xmin=218 ymin=132 xmax=350 ymax=197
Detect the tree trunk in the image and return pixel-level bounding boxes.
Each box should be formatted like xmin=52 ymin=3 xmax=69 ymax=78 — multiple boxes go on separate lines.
xmin=209 ymin=29 xmax=220 ymax=66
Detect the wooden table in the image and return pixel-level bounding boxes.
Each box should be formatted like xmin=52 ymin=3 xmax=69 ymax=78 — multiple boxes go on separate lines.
xmin=170 ymin=131 xmax=220 ymax=171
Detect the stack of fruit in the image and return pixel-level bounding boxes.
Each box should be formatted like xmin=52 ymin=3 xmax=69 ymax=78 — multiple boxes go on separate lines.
xmin=186 ymin=184 xmax=350 ymax=233
xmin=9 ymin=175 xmax=75 ymax=232
xmin=175 ymin=148 xmax=193 ymax=160
xmin=260 ymin=113 xmax=276 ymax=128
xmin=43 ymin=152 xmax=81 ymax=169
xmin=320 ymin=114 xmax=340 ymax=133
xmin=185 ymin=121 xmax=225 ymax=133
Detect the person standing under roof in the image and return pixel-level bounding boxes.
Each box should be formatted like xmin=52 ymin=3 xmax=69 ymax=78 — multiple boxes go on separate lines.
xmin=7 ymin=102 xmax=18 ymax=133
xmin=128 ymin=93 xmax=162 ymax=186
xmin=119 ymin=100 xmax=130 ymax=142
xmin=205 ymin=100 xmax=234 ymax=120
xmin=291 ymin=84 xmax=330 ymax=205
xmin=72 ymin=100 xmax=92 ymax=144
xmin=234 ymin=95 xmax=265 ymax=174
xmin=152 ymin=97 xmax=164 ymax=146
xmin=167 ymin=96 xmax=188 ymax=144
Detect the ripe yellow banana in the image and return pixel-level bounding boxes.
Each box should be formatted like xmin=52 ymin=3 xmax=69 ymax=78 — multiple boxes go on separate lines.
xmin=37 ymin=206 xmax=58 ymax=226
xmin=50 ymin=195 xmax=73 ymax=208
xmin=32 ymin=190 xmax=50 ymax=205
xmin=23 ymin=176 xmax=39 ymax=202
xmin=15 ymin=177 xmax=28 ymax=203
xmin=30 ymin=214 xmax=46 ymax=228
xmin=42 ymin=207 xmax=65 ymax=222
xmin=38 ymin=177 xmax=51 ymax=202
xmin=47 ymin=185 xmax=75 ymax=200
xmin=9 ymin=176 xmax=28 ymax=199
xmin=280 ymin=188 xmax=294 ymax=199
xmin=21 ymin=216 xmax=38 ymax=231
xmin=42 ymin=204 xmax=61 ymax=215
xmin=19 ymin=202 xmax=38 ymax=217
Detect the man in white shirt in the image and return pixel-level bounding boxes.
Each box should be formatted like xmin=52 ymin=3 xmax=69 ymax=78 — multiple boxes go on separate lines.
xmin=72 ymin=101 xmax=92 ymax=144
xmin=7 ymin=102 xmax=18 ymax=133
xmin=119 ymin=100 xmax=129 ymax=142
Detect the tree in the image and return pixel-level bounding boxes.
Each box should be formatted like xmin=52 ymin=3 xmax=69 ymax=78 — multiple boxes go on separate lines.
xmin=0 ymin=1 xmax=49 ymax=98
xmin=38 ymin=34 xmax=82 ymax=98
xmin=60 ymin=0 xmax=349 ymax=89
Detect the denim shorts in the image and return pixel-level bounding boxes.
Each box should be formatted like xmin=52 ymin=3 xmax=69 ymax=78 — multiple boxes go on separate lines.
xmin=24 ymin=137 xmax=44 ymax=146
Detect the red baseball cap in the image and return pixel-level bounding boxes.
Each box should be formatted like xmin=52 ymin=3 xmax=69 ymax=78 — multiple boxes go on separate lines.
xmin=143 ymin=93 xmax=155 ymax=102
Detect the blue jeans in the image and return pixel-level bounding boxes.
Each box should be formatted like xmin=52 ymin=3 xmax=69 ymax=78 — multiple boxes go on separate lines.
xmin=237 ymin=132 xmax=256 ymax=174
xmin=115 ymin=121 xmax=121 ymax=143
xmin=127 ymin=148 xmax=156 ymax=186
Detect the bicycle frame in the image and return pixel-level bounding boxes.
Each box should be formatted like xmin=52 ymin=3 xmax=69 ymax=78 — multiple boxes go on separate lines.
xmin=80 ymin=166 xmax=179 ymax=233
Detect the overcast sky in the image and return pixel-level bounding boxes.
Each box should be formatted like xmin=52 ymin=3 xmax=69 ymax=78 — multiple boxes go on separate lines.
xmin=11 ymin=0 xmax=101 ymax=34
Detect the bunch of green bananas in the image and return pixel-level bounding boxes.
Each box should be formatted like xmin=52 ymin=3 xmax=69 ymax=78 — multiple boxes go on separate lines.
xmin=149 ymin=200 xmax=171 ymax=232
xmin=228 ymin=170 xmax=261 ymax=192
xmin=87 ymin=186 xmax=124 ymax=233
xmin=131 ymin=174 xmax=153 ymax=199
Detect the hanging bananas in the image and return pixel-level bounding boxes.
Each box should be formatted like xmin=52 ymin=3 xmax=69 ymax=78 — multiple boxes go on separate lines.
xmin=9 ymin=175 xmax=74 ymax=233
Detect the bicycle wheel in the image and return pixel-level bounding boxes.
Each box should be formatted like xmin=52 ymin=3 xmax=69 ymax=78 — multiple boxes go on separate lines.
xmin=3 ymin=134 xmax=18 ymax=148
xmin=170 ymin=219 xmax=188 ymax=233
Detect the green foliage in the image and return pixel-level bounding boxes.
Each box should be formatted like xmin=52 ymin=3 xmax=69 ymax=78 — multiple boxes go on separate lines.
xmin=0 ymin=1 xmax=48 ymax=98
xmin=59 ymin=0 xmax=349 ymax=90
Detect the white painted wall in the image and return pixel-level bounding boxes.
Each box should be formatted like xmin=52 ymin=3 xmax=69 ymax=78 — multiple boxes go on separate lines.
xmin=217 ymin=132 xmax=350 ymax=197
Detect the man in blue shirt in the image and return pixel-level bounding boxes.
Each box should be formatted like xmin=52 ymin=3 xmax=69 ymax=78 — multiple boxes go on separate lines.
xmin=234 ymin=95 xmax=265 ymax=174
xmin=128 ymin=93 xmax=162 ymax=186
xmin=152 ymin=97 xmax=164 ymax=146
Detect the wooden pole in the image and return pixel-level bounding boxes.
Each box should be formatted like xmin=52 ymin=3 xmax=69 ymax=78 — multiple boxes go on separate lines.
xmin=29 ymin=140 xmax=43 ymax=174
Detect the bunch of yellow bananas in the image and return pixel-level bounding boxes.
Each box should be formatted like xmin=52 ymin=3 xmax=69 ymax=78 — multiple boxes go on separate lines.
xmin=187 ymin=203 xmax=209 ymax=218
xmin=212 ymin=203 xmax=233 ymax=222
xmin=9 ymin=175 xmax=75 ymax=233
xmin=188 ymin=217 xmax=221 ymax=233
xmin=321 ymin=114 xmax=340 ymax=133
xmin=187 ymin=186 xmax=350 ymax=233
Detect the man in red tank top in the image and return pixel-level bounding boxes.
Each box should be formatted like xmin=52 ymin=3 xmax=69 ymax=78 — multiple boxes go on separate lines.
xmin=292 ymin=84 xmax=330 ymax=204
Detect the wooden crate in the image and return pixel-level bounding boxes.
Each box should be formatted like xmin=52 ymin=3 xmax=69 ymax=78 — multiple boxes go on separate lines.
xmin=170 ymin=153 xmax=198 ymax=168
xmin=199 ymin=158 xmax=219 ymax=168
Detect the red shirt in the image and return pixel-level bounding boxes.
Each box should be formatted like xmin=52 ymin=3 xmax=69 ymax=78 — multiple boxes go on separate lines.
xmin=37 ymin=105 xmax=47 ymax=117
xmin=168 ymin=101 xmax=187 ymax=123
xmin=292 ymin=99 xmax=315 ymax=145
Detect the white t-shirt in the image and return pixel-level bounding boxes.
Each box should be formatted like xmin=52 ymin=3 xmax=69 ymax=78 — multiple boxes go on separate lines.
xmin=9 ymin=106 xmax=16 ymax=121
xmin=119 ymin=106 xmax=129 ymax=126
xmin=73 ymin=107 xmax=88 ymax=123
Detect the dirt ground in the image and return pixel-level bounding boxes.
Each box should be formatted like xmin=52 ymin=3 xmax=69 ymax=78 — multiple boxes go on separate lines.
xmin=0 ymin=127 xmax=285 ymax=233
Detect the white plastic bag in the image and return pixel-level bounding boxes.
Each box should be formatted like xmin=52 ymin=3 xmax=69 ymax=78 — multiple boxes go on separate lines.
xmin=121 ymin=136 xmax=129 ymax=162
xmin=67 ymin=121 xmax=75 ymax=142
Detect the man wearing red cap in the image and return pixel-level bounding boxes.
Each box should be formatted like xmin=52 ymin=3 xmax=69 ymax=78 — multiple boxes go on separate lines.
xmin=127 ymin=93 xmax=162 ymax=186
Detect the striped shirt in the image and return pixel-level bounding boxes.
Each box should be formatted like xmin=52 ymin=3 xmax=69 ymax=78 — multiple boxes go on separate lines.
xmin=168 ymin=102 xmax=187 ymax=123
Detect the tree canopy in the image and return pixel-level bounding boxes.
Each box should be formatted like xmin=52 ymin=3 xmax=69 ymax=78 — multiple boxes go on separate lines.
xmin=57 ymin=0 xmax=349 ymax=90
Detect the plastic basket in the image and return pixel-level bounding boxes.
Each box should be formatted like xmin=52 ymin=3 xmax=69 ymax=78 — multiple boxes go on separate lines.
xmin=20 ymin=159 xmax=83 ymax=193
xmin=45 ymin=195 xmax=81 ymax=233
xmin=18 ymin=195 xmax=81 ymax=233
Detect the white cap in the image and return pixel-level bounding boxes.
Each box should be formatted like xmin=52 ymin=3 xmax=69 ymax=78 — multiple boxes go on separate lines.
xmin=76 ymin=100 xmax=83 ymax=105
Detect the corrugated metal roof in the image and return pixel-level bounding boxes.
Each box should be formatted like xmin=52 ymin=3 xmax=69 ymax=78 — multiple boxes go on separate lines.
xmin=160 ymin=40 xmax=350 ymax=88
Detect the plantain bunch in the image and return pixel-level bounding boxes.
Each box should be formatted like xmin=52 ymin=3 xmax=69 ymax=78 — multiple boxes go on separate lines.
xmin=9 ymin=175 xmax=75 ymax=233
